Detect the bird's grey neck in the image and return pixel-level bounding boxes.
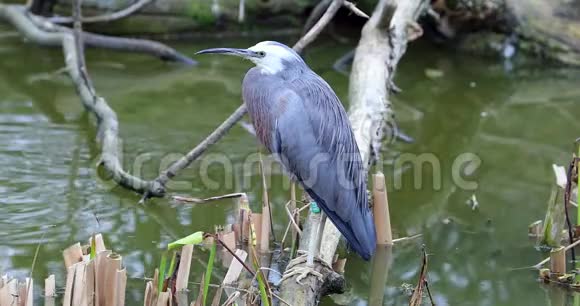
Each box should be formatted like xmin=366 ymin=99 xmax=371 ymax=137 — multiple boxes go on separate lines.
xmin=262 ymin=59 xmax=309 ymax=80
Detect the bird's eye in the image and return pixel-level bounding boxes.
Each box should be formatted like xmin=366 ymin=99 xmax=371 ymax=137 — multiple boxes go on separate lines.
xmin=257 ymin=51 xmax=266 ymax=57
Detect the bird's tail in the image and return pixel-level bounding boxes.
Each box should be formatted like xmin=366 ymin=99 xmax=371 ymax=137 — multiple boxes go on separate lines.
xmin=347 ymin=206 xmax=377 ymax=260
xmin=306 ymin=189 xmax=376 ymax=260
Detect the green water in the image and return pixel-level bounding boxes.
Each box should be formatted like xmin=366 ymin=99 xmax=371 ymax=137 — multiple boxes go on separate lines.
xmin=1 ymin=24 xmax=580 ymax=305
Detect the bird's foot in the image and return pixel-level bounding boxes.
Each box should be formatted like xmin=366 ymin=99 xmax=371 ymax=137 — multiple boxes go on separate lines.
xmin=282 ymin=265 xmax=324 ymax=285
xmin=289 ymin=250 xmax=333 ymax=270
xmin=282 ymin=252 xmax=332 ymax=284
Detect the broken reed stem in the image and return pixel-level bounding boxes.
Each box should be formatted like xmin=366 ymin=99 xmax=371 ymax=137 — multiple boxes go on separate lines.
xmin=63 ymin=243 xmax=83 ymax=269
xmin=44 ymin=275 xmax=56 ymax=297
xmin=258 ymin=152 xmax=272 ymax=253
xmin=576 ymin=144 xmax=580 ymax=282
xmin=534 ymin=239 xmax=580 ymax=268
xmin=372 ymin=172 xmax=393 ymax=245
xmin=216 ymin=236 xmax=256 ymax=278
xmin=285 ymin=201 xmax=303 ymax=236
xmin=176 ymin=244 xmax=193 ymax=291
xmin=550 ymin=246 xmax=566 ymax=278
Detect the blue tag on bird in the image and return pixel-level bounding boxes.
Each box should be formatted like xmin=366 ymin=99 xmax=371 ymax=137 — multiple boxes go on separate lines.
xmin=310 ymin=201 xmax=320 ymax=214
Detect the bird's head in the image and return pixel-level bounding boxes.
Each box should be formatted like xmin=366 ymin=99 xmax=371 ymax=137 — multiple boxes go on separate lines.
xmin=196 ymin=41 xmax=305 ymax=75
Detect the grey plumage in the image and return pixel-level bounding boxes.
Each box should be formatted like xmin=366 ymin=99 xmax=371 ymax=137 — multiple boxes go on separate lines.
xmin=197 ymin=41 xmax=377 ymax=260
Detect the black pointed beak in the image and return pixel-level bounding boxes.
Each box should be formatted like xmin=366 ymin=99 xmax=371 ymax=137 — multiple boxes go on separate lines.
xmin=195 ymin=48 xmax=260 ymax=58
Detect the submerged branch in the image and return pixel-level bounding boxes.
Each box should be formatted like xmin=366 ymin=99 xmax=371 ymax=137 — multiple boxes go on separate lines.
xmin=0 ymin=3 xmax=153 ymax=193
xmin=0 ymin=3 xmax=247 ymax=199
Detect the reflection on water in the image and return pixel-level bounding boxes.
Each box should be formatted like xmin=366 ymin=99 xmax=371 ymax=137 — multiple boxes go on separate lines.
xmin=1 ymin=24 xmax=580 ymax=305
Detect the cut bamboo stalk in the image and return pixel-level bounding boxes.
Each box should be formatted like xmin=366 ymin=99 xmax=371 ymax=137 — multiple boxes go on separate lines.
xmin=372 ymin=172 xmax=393 ymax=245
xmin=260 ymin=210 xmax=271 ymax=253
xmin=290 ymin=182 xmax=298 ymax=250
xmin=223 ymin=249 xmax=248 ymax=286
xmin=332 ymin=258 xmax=347 ymax=274
xmin=18 ymin=280 xmax=25 ymax=306
xmin=44 ymin=275 xmax=55 ymax=297
xmin=144 ymin=281 xmax=153 ymax=306
xmin=90 ymin=234 xmax=107 ymax=254
xmin=222 ymin=249 xmax=248 ymax=301
xmin=152 ymin=269 xmax=159 ymax=299
xmin=17 ymin=278 xmax=33 ymax=306
xmin=194 ymin=274 xmax=205 ymax=306
xmin=176 ymin=290 xmax=188 ymax=306
xmin=251 ymin=213 xmax=262 ymax=248
xmin=210 ymin=286 xmax=223 ymax=306
xmin=260 ymin=188 xmax=271 ymax=253
xmin=238 ymin=194 xmax=251 ymax=244
xmin=95 ymin=250 xmax=112 ymax=306
xmin=0 ymin=277 xmax=9 ymax=306
xmin=63 ymin=265 xmax=76 ymax=306
xmin=24 ymin=278 xmax=32 ymax=306
xmin=86 ymin=261 xmax=95 ymax=306
xmin=258 ymin=152 xmax=271 ymax=253
xmin=550 ymin=246 xmax=566 ymax=278
xmin=219 ymin=231 xmax=236 ymax=267
xmin=63 ymin=243 xmax=84 ymax=269
xmin=117 ymin=268 xmax=127 ymax=306
xmin=5 ymin=279 xmax=17 ymax=306
xmin=104 ymin=253 xmax=122 ymax=306
xmin=45 ymin=274 xmax=56 ymax=306
xmin=156 ymin=291 xmax=170 ymax=306
xmin=72 ymin=263 xmax=88 ymax=306
xmin=176 ymin=244 xmax=194 ymax=291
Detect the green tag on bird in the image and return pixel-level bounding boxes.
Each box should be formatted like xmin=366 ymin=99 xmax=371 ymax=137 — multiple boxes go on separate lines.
xmin=310 ymin=201 xmax=320 ymax=214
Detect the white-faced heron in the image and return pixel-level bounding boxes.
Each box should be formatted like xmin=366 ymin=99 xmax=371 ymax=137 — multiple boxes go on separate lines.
xmin=197 ymin=41 xmax=376 ymax=279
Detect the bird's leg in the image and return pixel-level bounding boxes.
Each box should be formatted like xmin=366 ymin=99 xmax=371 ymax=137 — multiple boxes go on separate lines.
xmin=282 ymin=203 xmax=330 ymax=284
xmin=309 ymin=212 xmax=327 ymax=266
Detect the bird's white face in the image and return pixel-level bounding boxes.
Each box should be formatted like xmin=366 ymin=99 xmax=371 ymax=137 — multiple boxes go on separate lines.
xmin=247 ymin=41 xmax=300 ymax=75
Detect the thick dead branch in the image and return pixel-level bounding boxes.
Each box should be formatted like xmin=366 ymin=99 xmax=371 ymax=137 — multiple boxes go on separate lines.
xmin=349 ymin=0 xmax=427 ymax=165
xmin=50 ymin=0 xmax=153 ymax=24
xmin=0 ymin=4 xmax=196 ymax=65
xmin=279 ymin=0 xmax=428 ymax=305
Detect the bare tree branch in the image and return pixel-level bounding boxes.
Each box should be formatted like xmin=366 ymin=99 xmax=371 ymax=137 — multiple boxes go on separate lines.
xmin=0 ymin=4 xmax=196 ymax=65
xmin=302 ymin=0 xmax=332 ymax=35
xmin=141 ymin=105 xmax=248 ymax=202
xmin=50 ymin=0 xmax=153 ymax=24
xmin=293 ymin=0 xmax=343 ymax=53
